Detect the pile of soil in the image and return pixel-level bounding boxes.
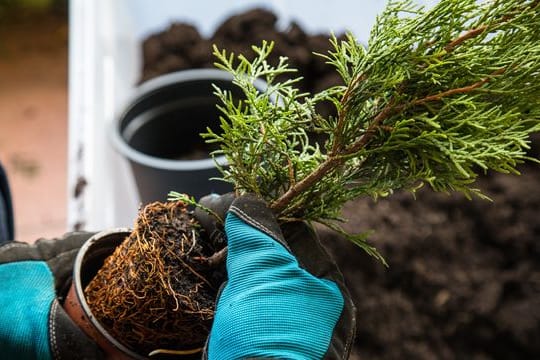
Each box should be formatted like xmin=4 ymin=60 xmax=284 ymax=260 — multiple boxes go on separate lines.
xmin=140 ymin=8 xmax=343 ymax=119
xmin=140 ymin=8 xmax=539 ymax=359
xmin=322 ymin=153 xmax=540 ymax=359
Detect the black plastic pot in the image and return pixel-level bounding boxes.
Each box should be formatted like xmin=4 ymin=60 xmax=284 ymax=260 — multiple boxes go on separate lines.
xmin=64 ymin=229 xmax=147 ymax=360
xmin=111 ymin=69 xmax=265 ymax=204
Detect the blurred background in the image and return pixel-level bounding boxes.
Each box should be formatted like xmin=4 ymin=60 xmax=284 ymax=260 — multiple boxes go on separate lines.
xmin=0 ymin=0 xmax=538 ymax=358
xmin=0 ymin=0 xmax=68 ymax=243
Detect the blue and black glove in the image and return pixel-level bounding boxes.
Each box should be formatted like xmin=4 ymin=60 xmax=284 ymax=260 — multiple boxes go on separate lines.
xmin=196 ymin=193 xmax=356 ymax=359
xmin=0 ymin=194 xmax=355 ymax=360
xmin=0 ymin=233 xmax=103 ymax=360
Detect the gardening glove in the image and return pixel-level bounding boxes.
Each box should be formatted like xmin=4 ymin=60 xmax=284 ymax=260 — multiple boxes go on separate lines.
xmin=0 ymin=232 xmax=104 ymax=360
xmin=196 ymin=193 xmax=356 ymax=360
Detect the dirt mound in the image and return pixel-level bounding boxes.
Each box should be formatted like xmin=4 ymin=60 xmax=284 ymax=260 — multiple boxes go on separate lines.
xmin=322 ymin=162 xmax=540 ymax=359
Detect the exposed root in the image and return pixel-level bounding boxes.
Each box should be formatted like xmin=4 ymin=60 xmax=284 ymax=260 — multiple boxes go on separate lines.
xmin=84 ymin=201 xmax=225 ymax=355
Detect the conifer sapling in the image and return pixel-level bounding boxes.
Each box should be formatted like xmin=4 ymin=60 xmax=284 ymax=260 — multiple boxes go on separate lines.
xmin=173 ymin=0 xmax=540 ymax=264
xmin=83 ymin=0 xmax=540 ymax=356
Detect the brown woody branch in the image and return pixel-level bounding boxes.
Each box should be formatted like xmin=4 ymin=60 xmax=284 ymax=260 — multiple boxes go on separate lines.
xmin=331 ymin=73 xmax=366 ymax=155
xmin=270 ymin=155 xmax=342 ymax=213
xmin=202 ymin=247 xmax=227 ymax=268
xmin=412 ymin=67 xmax=507 ymax=106
xmin=269 ymin=1 xmax=536 ymax=217
xmin=444 ymin=26 xmax=488 ymax=53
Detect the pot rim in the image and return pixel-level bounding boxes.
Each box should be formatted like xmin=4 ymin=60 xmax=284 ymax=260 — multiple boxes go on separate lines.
xmin=109 ymin=68 xmax=266 ymax=171
xmin=71 ymin=228 xmax=149 ymax=360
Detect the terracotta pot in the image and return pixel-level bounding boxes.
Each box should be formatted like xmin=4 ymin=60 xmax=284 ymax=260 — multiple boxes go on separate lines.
xmin=63 ymin=228 xmax=149 ymax=360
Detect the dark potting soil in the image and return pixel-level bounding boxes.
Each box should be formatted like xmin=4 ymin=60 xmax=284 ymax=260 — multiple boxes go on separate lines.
xmin=140 ymin=8 xmax=343 ymax=119
xmin=84 ymin=201 xmax=226 ymax=356
xmin=140 ymin=8 xmax=540 ymax=359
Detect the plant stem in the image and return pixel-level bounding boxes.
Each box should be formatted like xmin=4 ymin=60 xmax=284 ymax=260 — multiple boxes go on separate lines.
xmin=411 ymin=67 xmax=507 ymax=106
xmin=444 ymin=26 xmax=487 ymax=53
xmin=331 ymin=73 xmax=366 ymax=154
xmin=270 ymin=155 xmax=342 ymax=213
xmin=204 ymin=247 xmax=228 ymax=268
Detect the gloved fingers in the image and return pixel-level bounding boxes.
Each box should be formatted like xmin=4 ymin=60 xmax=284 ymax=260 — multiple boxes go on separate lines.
xmin=0 ymin=232 xmax=95 ymax=294
xmin=226 ymin=194 xmax=344 ymax=275
xmin=0 ymin=232 xmax=94 ymax=264
xmin=282 ymin=222 xmax=342 ymax=282
xmin=223 ymin=194 xmax=299 ymax=278
xmin=225 ymin=195 xmax=357 ymax=358
xmin=194 ymin=192 xmax=236 ymax=248
xmin=227 ymin=197 xmax=347 ymax=288
xmin=282 ymin=222 xmax=357 ymax=358
xmin=226 ymin=193 xmax=289 ymax=249
xmin=221 ymin=194 xmax=347 ymax=288
xmin=224 ymin=211 xmax=296 ymax=275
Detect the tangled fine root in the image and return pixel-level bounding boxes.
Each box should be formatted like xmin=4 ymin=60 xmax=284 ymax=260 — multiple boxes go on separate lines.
xmin=84 ymin=201 xmax=219 ymax=356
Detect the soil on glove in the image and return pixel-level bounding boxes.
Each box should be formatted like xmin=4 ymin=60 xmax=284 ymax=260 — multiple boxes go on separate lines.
xmin=141 ymin=8 xmax=540 ymax=359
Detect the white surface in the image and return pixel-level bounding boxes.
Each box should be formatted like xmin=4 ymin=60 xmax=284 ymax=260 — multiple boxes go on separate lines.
xmin=68 ymin=0 xmax=439 ymax=232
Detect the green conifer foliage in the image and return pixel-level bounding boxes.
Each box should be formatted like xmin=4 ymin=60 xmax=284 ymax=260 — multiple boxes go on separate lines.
xmin=203 ymin=0 xmax=539 ymax=262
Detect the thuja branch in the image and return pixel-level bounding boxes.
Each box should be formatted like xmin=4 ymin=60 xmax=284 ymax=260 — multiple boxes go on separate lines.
xmin=273 ymin=65 xmax=507 ymax=216
xmin=331 ymin=73 xmax=367 ymax=154
xmin=267 ymin=1 xmax=535 ymax=211
xmin=272 ymin=96 xmax=398 ymax=215
xmin=271 ymin=0 xmax=532 ymax=216
xmin=410 ymin=67 xmax=507 ymax=106
xmin=270 ymin=156 xmax=342 ymax=214
xmin=205 ymin=0 xmax=540 ymax=263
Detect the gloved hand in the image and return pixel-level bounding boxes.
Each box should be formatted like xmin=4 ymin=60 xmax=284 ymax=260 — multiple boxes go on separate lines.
xmin=196 ymin=193 xmax=356 ymax=360
xmin=0 ymin=233 xmax=103 ymax=360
